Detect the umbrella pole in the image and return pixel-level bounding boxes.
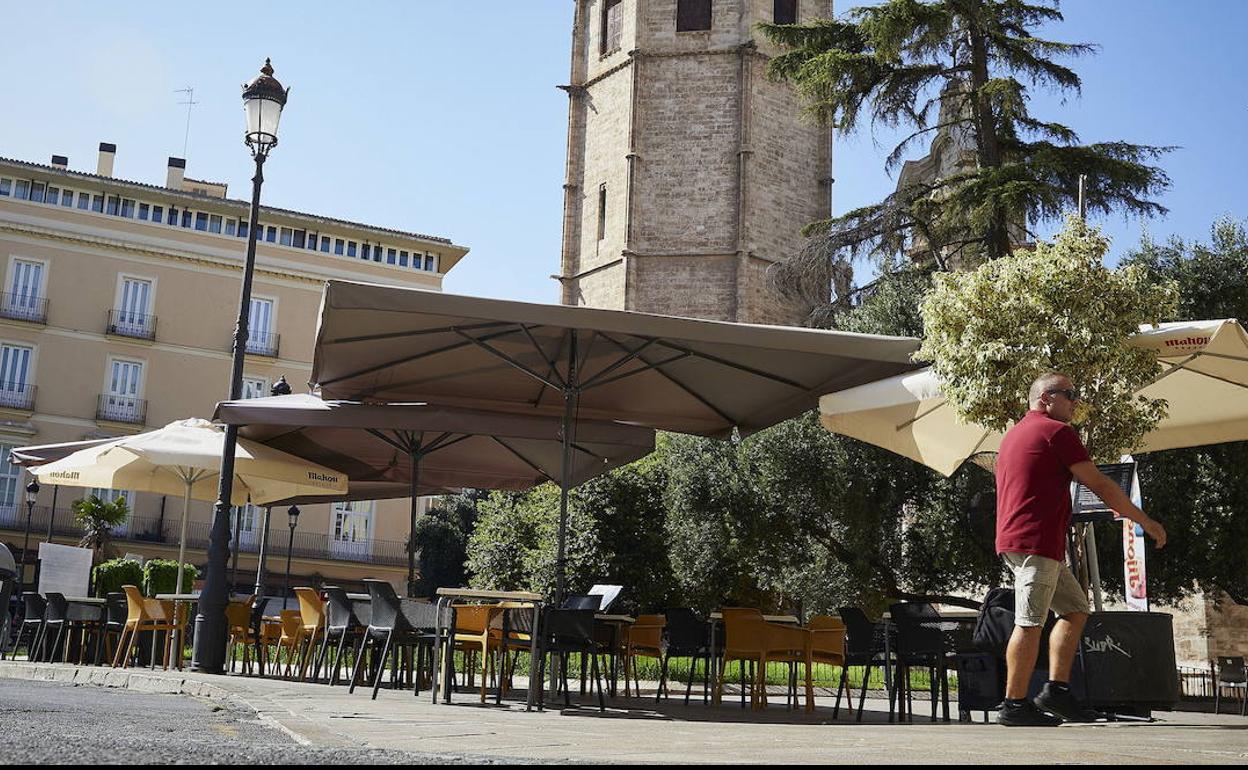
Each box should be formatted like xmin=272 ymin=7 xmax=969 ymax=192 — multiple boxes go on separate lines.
xmin=555 ymin=330 xmax=579 ymax=606
xmin=176 ymin=481 xmax=192 ymax=594
xmin=407 ymin=445 xmax=422 ymax=598
xmin=253 ymin=506 xmax=272 ymax=600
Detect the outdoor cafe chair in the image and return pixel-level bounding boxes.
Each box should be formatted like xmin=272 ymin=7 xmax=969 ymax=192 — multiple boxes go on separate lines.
xmin=292 ymin=587 xmax=327 ymax=681
xmin=534 ymin=607 xmax=606 ymax=712
xmin=313 ymin=586 xmax=366 ymax=685
xmin=275 ymin=609 xmax=306 ymax=678
xmin=662 ymin=607 xmax=714 ymax=705
xmin=224 ymin=595 xmax=258 ymax=675
xmin=623 ymin=614 xmax=665 ymax=699
xmin=9 ymin=593 xmax=45 ymax=662
xmin=349 ymin=579 xmax=429 ymax=700
xmin=715 ymin=608 xmax=815 ymax=712
xmin=100 ymin=592 xmax=129 ymax=666
xmin=40 ymin=592 xmax=72 ymax=663
xmin=888 ymin=602 xmax=951 ymax=723
xmin=113 ymin=585 xmax=180 ymax=670
xmin=1214 ymin=656 xmax=1247 ymax=716
xmin=808 ymin=616 xmax=848 ymax=715
xmin=451 ymin=603 xmax=507 ymax=703
xmin=835 ymin=606 xmax=891 ymax=721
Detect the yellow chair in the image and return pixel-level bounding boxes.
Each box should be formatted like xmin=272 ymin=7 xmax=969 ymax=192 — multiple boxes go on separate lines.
xmin=225 ymin=595 xmax=258 ymax=675
xmin=716 ymin=608 xmax=815 ymax=711
xmin=451 ymin=603 xmax=506 ymax=702
xmin=623 ymin=614 xmax=665 ymax=698
xmin=112 ymin=585 xmax=180 ymax=670
xmin=274 ymin=609 xmax=305 ymax=678
xmin=293 ymin=588 xmax=326 ymax=681
xmin=808 ymin=615 xmax=849 ymax=717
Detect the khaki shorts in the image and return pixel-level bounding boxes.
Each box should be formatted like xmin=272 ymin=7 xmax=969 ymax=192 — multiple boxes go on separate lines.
xmin=1002 ymin=552 xmax=1090 ymax=627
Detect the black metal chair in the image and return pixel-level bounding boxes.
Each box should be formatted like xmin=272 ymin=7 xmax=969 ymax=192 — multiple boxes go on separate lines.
xmin=314 ymin=586 xmax=366 ymax=685
xmin=661 ymin=607 xmax=714 ymax=704
xmin=888 ymin=602 xmax=951 ymax=723
xmin=1214 ymin=656 xmax=1247 ymax=716
xmin=101 ymin=592 xmax=130 ymax=667
xmin=835 ymin=607 xmax=892 ymax=721
xmin=12 ymin=593 xmax=46 ymax=661
xmin=534 ymin=608 xmax=605 ymax=712
xmin=39 ymin=593 xmax=70 ymax=663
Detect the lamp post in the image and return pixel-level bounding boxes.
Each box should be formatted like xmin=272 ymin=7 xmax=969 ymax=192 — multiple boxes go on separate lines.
xmin=191 ymin=59 xmax=289 ymax=673
xmin=20 ymin=479 xmax=39 ymax=592
xmin=282 ymin=505 xmax=299 ymax=610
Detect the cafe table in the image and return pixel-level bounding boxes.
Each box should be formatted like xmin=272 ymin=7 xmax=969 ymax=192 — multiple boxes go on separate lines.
xmin=432 ymin=588 xmax=545 ymax=710
xmin=155 ymin=593 xmax=252 ymax=670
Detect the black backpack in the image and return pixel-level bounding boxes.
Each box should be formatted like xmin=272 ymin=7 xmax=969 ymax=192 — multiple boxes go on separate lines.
xmin=973 ymin=587 xmax=1055 ymax=660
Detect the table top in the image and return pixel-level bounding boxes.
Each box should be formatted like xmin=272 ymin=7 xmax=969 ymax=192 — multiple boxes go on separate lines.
xmin=595 ymin=614 xmax=635 ymax=623
xmin=435 ymin=587 xmax=543 ymax=602
xmin=881 ymin=608 xmax=980 ymax=619
xmin=346 ymin=593 xmax=369 ymax=601
xmin=710 ymin=612 xmax=800 ymax=624
xmin=63 ymin=596 xmax=107 ymax=604
xmin=153 ymin=593 xmax=253 ymax=602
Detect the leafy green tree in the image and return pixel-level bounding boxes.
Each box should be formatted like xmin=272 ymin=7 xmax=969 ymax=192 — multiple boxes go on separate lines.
xmin=916 ymin=217 xmax=1179 ymax=461
xmin=1108 ymin=218 xmax=1248 ymax=605
xmin=72 ymin=494 xmax=130 ymax=564
xmin=410 ymin=491 xmax=482 ymax=596
xmin=761 ymin=0 xmax=1170 ymax=318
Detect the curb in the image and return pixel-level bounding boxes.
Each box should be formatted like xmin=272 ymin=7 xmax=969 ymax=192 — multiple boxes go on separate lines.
xmin=0 ymin=662 xmax=359 ymax=748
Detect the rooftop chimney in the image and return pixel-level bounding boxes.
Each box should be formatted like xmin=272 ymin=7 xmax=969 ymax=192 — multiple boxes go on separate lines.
xmin=96 ymin=143 xmax=116 ymax=177
xmin=51 ymin=155 xmax=69 ymax=169
xmin=166 ymin=157 xmax=186 ymax=190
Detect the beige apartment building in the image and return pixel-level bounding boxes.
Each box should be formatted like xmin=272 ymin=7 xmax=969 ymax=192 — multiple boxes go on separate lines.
xmin=0 ymin=144 xmax=468 ymax=594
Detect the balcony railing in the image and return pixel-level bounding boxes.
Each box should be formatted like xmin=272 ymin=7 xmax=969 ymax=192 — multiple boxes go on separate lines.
xmin=0 ymin=507 xmax=408 ymax=567
xmin=245 ymin=330 xmax=280 ymax=358
xmin=106 ymin=309 xmax=157 ymax=341
xmin=97 ymin=394 xmax=147 ymax=424
xmin=0 ymin=293 xmax=48 ymax=324
xmin=0 ymin=382 xmax=36 ymax=411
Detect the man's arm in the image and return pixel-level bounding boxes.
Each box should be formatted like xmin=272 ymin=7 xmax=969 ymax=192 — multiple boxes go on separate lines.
xmin=1070 ymin=461 xmax=1167 ymax=548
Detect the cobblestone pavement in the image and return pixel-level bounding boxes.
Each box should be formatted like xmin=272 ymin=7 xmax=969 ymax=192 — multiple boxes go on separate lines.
xmin=0 ymin=679 xmax=511 ymax=765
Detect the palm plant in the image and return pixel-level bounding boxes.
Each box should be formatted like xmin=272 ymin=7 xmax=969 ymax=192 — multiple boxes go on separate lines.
xmin=73 ymin=494 xmax=130 ymax=564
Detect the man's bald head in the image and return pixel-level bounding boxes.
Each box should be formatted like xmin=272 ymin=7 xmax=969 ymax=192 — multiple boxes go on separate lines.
xmin=1029 ymin=372 xmax=1070 ymax=404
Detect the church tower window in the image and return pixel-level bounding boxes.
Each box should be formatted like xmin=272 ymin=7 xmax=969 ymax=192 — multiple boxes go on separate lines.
xmin=677 ymin=0 xmax=712 ymax=32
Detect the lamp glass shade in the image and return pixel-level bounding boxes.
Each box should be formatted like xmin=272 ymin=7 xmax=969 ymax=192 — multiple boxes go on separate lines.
xmin=244 ymin=95 xmax=283 ymax=154
xmin=287 ymin=505 xmax=300 ymax=526
xmin=25 ymin=481 xmax=38 ymax=504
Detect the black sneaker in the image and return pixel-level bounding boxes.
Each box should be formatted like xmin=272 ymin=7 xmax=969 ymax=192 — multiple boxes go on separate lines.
xmin=1034 ymin=684 xmax=1104 ymax=723
xmin=997 ymin=699 xmax=1063 ymax=727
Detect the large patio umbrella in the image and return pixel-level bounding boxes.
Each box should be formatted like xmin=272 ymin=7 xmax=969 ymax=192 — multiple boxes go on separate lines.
xmin=308 ymin=281 xmax=923 ymax=597
xmin=31 ymin=418 xmax=348 ymax=592
xmin=818 ymin=319 xmax=1248 ymax=476
xmin=213 ymin=393 xmax=657 ymax=594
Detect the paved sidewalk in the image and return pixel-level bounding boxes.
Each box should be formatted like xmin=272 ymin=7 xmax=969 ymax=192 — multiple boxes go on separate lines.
xmin=2 ymin=662 xmax=1245 ymax=764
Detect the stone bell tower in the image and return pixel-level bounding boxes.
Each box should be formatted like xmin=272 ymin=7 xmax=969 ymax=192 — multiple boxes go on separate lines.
xmin=557 ymin=0 xmax=833 ymax=325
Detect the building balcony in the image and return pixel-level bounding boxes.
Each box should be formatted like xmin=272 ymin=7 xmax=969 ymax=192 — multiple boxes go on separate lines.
xmin=245 ymin=330 xmax=280 ymax=358
xmin=0 ymin=293 xmax=48 ymax=324
xmin=106 ymin=309 xmax=157 ymax=341
xmin=0 ymin=382 xmax=36 ymax=411
xmin=0 ymin=507 xmax=408 ymax=568
xmin=96 ymin=394 xmax=147 ymax=425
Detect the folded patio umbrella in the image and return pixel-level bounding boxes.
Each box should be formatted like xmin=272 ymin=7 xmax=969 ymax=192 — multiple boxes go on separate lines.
xmin=9 ymin=438 xmax=115 ymax=468
xmin=32 ymin=418 xmax=348 ymax=591
xmin=307 ymin=281 xmax=923 ymax=598
xmin=818 ymin=319 xmax=1248 ymax=476
xmin=213 ymin=393 xmax=657 ymax=593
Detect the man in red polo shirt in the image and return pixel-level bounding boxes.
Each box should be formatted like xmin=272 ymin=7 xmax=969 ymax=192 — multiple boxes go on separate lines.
xmin=995 ymin=372 xmax=1167 ymax=726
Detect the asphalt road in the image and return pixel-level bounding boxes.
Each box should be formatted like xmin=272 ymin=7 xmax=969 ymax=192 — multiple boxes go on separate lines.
xmin=0 ymin=678 xmax=505 ymax=765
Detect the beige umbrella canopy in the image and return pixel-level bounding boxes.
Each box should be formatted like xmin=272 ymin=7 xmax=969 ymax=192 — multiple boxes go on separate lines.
xmin=818 ymin=319 xmax=1248 ymax=476
xmin=32 ymin=419 xmax=347 ymax=590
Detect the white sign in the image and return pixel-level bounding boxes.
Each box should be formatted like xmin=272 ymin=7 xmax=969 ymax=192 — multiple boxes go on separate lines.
xmin=1117 ymin=454 xmax=1148 ymax=611
xmin=37 ymin=543 xmax=94 ymax=597
xmin=588 ymin=584 xmax=623 ymax=613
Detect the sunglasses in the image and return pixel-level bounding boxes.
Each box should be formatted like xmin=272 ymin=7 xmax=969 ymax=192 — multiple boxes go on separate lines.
xmin=1045 ymin=388 xmax=1080 ymax=402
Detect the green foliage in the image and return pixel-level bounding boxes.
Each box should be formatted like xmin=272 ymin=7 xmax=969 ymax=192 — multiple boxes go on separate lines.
xmin=760 ymin=0 xmax=1170 ymax=319
xmin=1110 ymin=218 xmax=1248 ymax=605
xmin=410 ymin=491 xmax=480 ymax=597
xmin=141 ymin=558 xmax=197 ymax=596
xmin=916 ymin=217 xmax=1179 ymax=461
xmin=91 ymin=557 xmax=143 ymax=598
xmin=72 ymin=494 xmax=130 ymax=563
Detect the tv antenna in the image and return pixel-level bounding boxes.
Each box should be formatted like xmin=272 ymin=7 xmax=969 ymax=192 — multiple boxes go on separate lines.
xmin=174 ymin=87 xmax=198 ymax=158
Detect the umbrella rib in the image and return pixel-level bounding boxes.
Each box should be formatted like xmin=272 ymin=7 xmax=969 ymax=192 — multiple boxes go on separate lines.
xmin=596 ymin=333 xmax=738 ymax=426
xmin=641 ymin=337 xmax=811 ymax=390
xmin=584 ymin=352 xmax=693 ymax=391
xmin=489 ymin=436 xmax=557 ymax=484
xmin=325 ymin=320 xmax=513 ymax=346
xmin=519 ymin=324 xmax=567 ymax=390
xmin=895 ymin=398 xmax=949 ymax=431
xmin=1192 ymin=351 xmax=1248 ymax=364
xmin=1145 ymin=354 xmax=1200 ymax=388
xmin=320 ymin=326 xmax=525 ymax=389
xmin=367 ymin=429 xmax=412 ymax=454
xmin=580 ymin=337 xmax=662 ymax=389
xmin=455 ymin=329 xmax=565 ymax=392
xmin=1156 ymin=359 xmax=1248 ymax=392
xmin=421 ymin=432 xmax=471 ymax=455
xmin=568 ymin=442 xmax=609 ymax=462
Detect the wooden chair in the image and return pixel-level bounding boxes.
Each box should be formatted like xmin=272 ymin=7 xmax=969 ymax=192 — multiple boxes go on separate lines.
xmin=293 ymin=588 xmax=326 ymax=681
xmin=623 ymin=614 xmax=665 ymax=698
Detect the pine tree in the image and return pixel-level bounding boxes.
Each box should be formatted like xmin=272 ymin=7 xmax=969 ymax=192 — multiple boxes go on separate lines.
xmin=761 ymin=0 xmax=1171 ymax=318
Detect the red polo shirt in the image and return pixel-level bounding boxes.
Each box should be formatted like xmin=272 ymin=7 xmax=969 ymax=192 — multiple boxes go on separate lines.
xmin=995 ymin=410 xmax=1091 ymax=561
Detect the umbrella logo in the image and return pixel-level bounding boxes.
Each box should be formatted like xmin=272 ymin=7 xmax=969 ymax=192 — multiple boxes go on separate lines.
xmin=1161 ymin=335 xmax=1209 ymax=352
xmin=48 ymin=471 xmax=81 ymax=481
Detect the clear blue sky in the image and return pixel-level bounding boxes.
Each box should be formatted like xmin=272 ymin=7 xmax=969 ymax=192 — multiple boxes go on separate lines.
xmin=2 ymin=1 xmax=1244 ymax=303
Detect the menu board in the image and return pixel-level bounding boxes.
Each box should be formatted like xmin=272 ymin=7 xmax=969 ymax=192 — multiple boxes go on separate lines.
xmin=1071 ymin=462 xmax=1136 ymax=523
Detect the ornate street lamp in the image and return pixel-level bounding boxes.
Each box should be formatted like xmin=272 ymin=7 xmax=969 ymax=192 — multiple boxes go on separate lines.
xmin=20 ymin=479 xmax=39 ymax=592
xmin=192 ymin=59 xmax=289 ymax=673
xmin=282 ymin=506 xmax=300 ymax=610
